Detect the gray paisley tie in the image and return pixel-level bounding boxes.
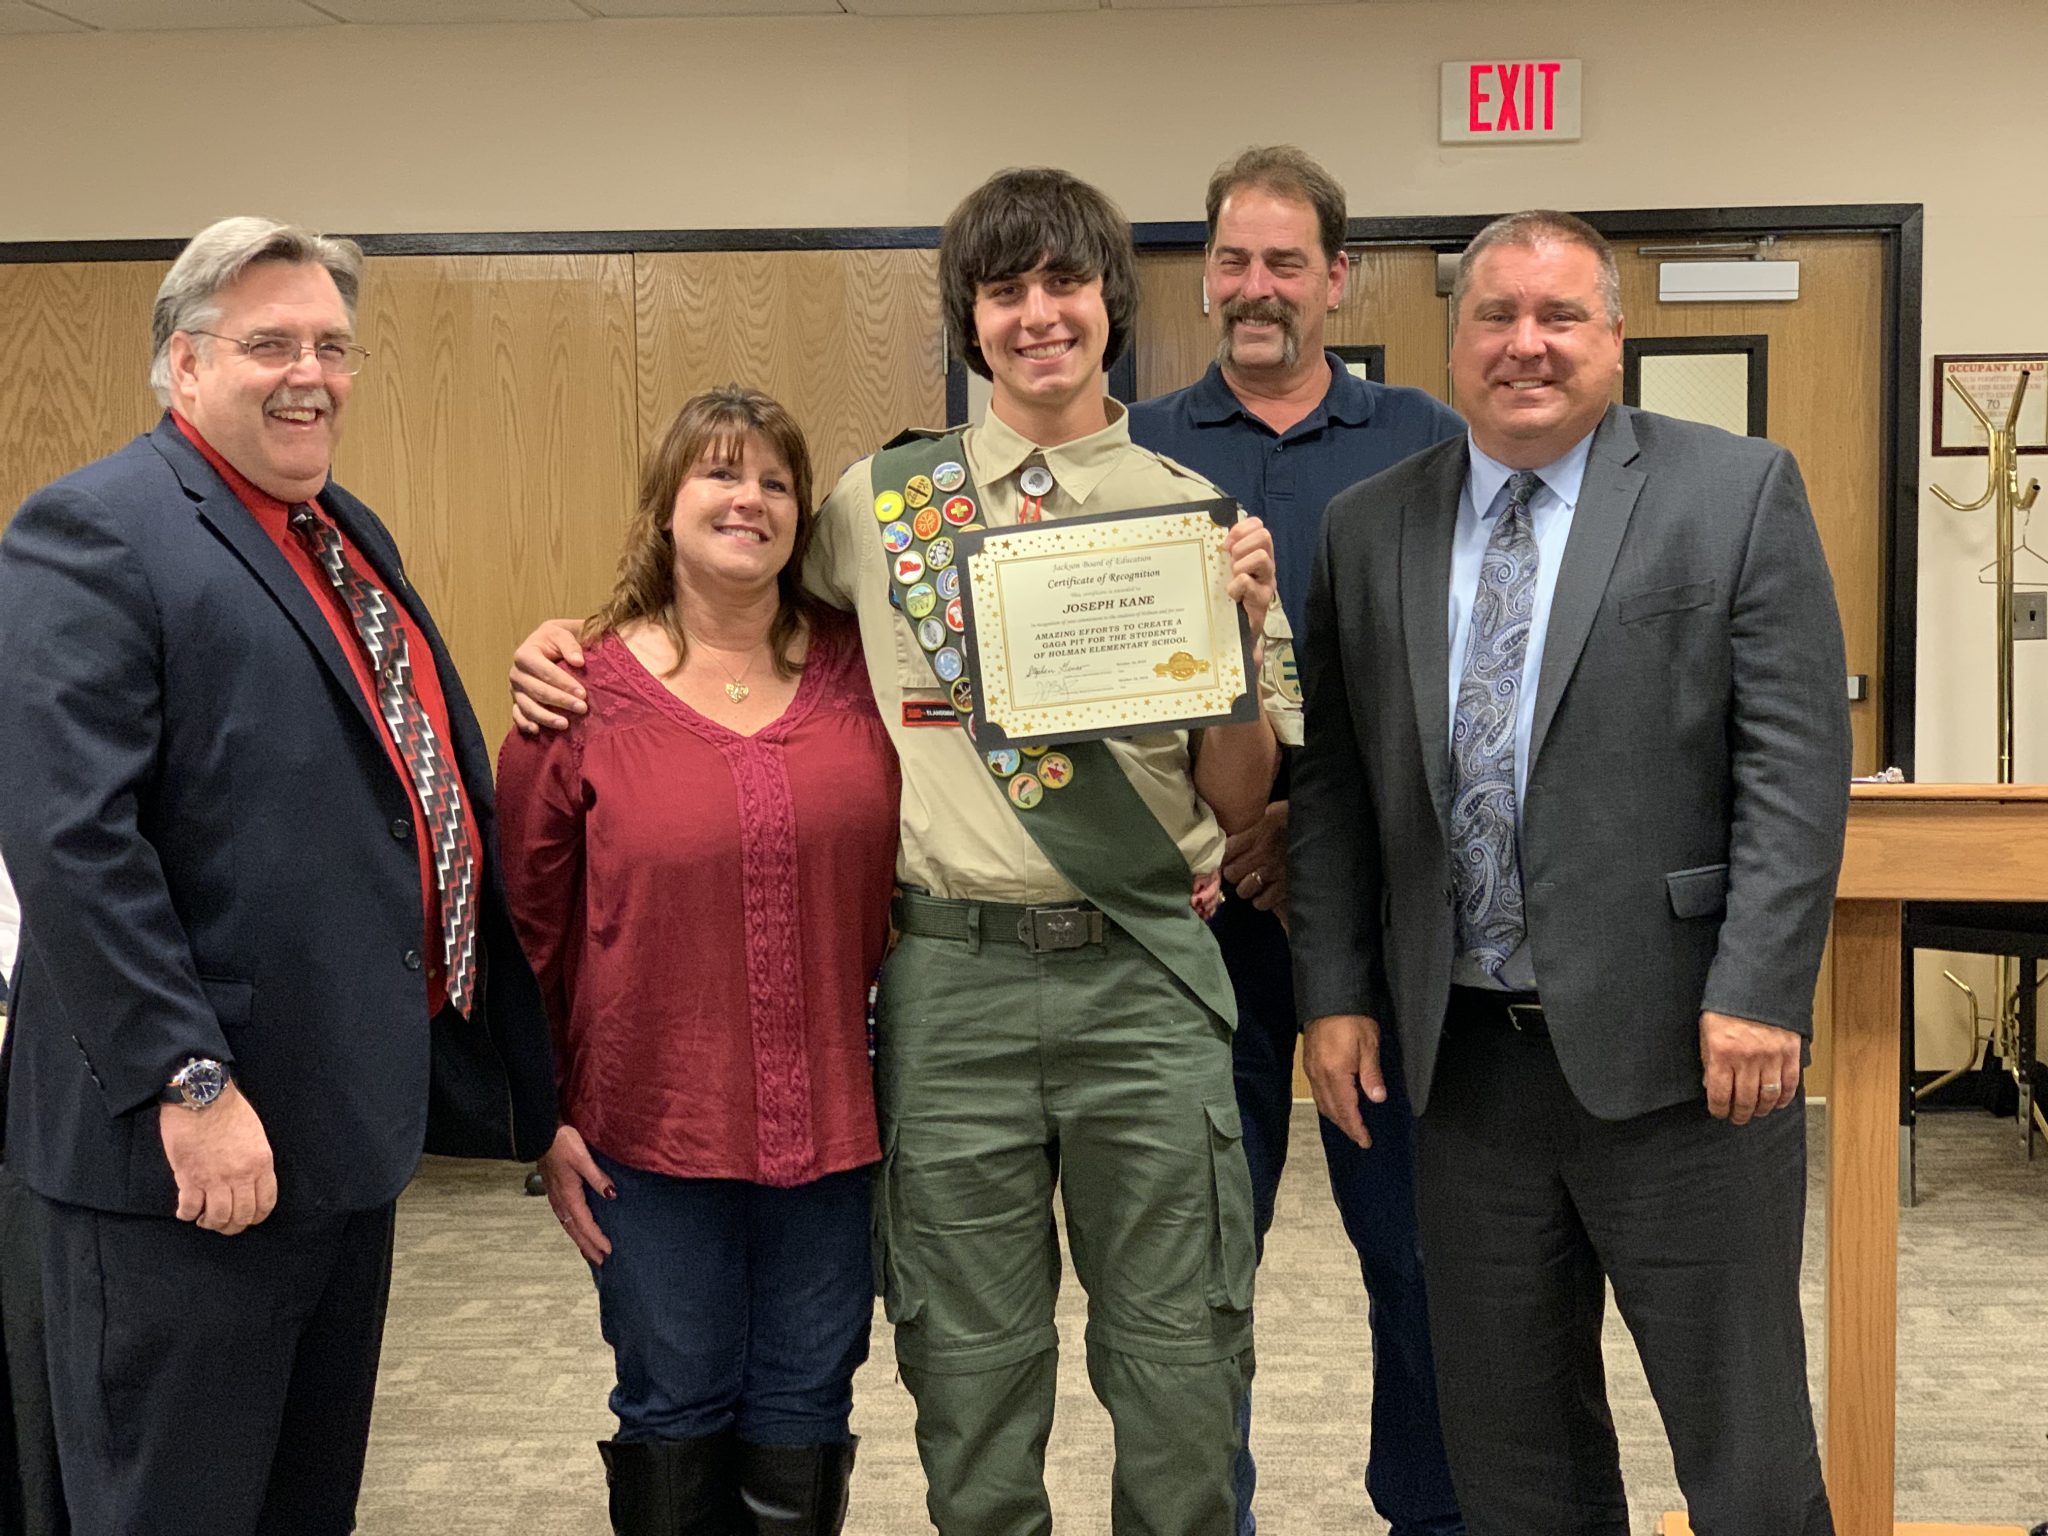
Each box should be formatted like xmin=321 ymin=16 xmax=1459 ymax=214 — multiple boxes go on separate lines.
xmin=1450 ymin=469 xmax=1542 ymax=979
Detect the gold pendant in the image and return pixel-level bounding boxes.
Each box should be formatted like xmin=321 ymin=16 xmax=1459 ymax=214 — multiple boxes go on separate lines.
xmin=724 ymin=681 xmax=750 ymax=703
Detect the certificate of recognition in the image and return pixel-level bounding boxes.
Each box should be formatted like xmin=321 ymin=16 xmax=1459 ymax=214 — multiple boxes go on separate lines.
xmin=955 ymin=498 xmax=1256 ymax=747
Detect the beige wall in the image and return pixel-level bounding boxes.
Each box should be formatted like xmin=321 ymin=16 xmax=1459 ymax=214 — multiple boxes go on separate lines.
xmin=4 ymin=0 xmax=2045 ymax=1062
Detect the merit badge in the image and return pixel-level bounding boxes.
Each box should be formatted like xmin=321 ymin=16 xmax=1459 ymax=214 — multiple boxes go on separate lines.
xmin=942 ymin=495 xmax=976 ymax=525
xmin=1018 ymin=464 xmax=1054 ymax=498
xmin=985 ymin=748 xmax=1020 ymax=778
xmin=913 ymin=506 xmax=943 ymax=541
xmin=1275 ymin=643 xmax=1303 ymax=705
xmin=894 ymin=551 xmax=925 ymax=585
xmin=933 ymin=460 xmax=966 ymax=493
xmin=933 ymin=647 xmax=964 ymax=682
xmin=905 ymin=473 xmax=935 ymax=510
xmin=956 ymin=523 xmax=984 ymax=534
xmin=905 ymin=583 xmax=937 ymax=619
xmin=935 ymin=567 xmax=961 ymax=600
xmin=1021 ymin=744 xmax=1046 ymax=758
xmin=874 ymin=490 xmax=905 ymax=522
xmin=925 ymin=536 xmax=954 ymax=570
xmin=1038 ymin=752 xmax=1074 ymax=789
xmin=945 ymin=597 xmax=965 ymax=633
xmin=950 ymin=677 xmax=975 ymax=713
xmin=917 ymin=616 xmax=946 ymax=651
xmin=1007 ymin=773 xmax=1043 ymax=810
xmin=882 ymin=521 xmax=913 ymax=553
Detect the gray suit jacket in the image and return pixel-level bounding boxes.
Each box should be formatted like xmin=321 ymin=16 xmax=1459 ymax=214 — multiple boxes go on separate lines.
xmin=1290 ymin=404 xmax=1851 ymax=1120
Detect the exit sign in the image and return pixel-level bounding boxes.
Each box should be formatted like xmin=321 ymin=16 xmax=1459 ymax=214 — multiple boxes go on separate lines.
xmin=1441 ymin=59 xmax=1582 ymax=143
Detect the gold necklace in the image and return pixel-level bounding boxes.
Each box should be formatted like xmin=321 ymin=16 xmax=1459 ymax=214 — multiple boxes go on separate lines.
xmin=713 ymin=655 xmax=754 ymax=704
xmin=694 ymin=643 xmax=758 ymax=704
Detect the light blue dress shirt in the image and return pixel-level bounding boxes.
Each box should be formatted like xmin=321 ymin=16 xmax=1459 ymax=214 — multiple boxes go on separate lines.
xmin=1446 ymin=431 xmax=1593 ymax=990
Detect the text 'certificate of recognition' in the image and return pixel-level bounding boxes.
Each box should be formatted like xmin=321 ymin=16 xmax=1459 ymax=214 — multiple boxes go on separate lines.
xmin=955 ymin=498 xmax=1256 ymax=747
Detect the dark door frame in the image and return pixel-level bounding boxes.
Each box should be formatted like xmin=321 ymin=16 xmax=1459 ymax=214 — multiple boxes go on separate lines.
xmin=0 ymin=201 xmax=1923 ymax=770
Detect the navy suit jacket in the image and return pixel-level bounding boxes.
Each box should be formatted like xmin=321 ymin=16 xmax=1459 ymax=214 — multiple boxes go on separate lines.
xmin=0 ymin=417 xmax=557 ymax=1216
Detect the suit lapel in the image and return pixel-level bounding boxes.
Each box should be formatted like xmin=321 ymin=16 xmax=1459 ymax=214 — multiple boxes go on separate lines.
xmin=1401 ymin=441 xmax=1468 ymax=829
xmin=1526 ymin=405 xmax=1645 ymax=774
xmin=150 ymin=419 xmax=381 ymax=741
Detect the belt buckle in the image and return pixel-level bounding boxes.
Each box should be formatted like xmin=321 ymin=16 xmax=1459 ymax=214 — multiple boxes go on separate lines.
xmin=1505 ymin=1001 xmax=1545 ymax=1033
xmin=1019 ymin=906 xmax=1089 ymax=953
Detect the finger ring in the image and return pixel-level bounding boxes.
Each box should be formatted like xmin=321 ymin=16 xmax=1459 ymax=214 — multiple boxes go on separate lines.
xmin=1760 ymin=1082 xmax=1782 ymax=1095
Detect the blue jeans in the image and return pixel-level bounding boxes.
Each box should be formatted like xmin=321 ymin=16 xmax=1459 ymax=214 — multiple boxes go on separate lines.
xmin=587 ymin=1152 xmax=874 ymax=1445
xmin=1214 ymin=900 xmax=1464 ymax=1536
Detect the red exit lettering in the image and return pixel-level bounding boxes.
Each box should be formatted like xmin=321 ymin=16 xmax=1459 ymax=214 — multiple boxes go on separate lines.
xmin=1467 ymin=61 xmax=1564 ymax=134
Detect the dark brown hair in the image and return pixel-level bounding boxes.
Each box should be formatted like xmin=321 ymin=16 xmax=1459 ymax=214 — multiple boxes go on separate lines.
xmin=1204 ymin=145 xmax=1349 ymax=264
xmin=939 ymin=167 xmax=1139 ymax=381
xmin=585 ymin=385 xmax=819 ymax=678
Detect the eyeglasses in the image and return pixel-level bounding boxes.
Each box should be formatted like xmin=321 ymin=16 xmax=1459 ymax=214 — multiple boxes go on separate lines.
xmin=186 ymin=330 xmax=371 ymax=376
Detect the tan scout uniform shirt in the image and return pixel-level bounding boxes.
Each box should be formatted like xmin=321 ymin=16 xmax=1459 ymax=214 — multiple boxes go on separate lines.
xmin=808 ymin=400 xmax=1301 ymax=905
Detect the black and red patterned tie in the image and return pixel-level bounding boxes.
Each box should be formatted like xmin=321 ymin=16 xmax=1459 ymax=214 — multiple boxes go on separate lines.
xmin=290 ymin=506 xmax=478 ymax=1016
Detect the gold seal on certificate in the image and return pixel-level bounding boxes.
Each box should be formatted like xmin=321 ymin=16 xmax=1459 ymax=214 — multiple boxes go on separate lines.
xmin=953 ymin=498 xmax=1257 ymax=747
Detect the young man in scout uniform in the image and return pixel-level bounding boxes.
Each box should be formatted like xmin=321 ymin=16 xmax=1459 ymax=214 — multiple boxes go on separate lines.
xmin=511 ymin=166 xmax=1293 ymax=1536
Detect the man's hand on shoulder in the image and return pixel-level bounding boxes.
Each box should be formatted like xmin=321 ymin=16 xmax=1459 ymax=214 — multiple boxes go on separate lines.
xmin=1699 ymin=1010 xmax=1804 ymax=1125
xmin=1303 ymin=1012 xmax=1388 ymax=1149
xmin=508 ymin=618 xmax=587 ymax=735
xmin=159 ymin=1081 xmax=277 ymax=1235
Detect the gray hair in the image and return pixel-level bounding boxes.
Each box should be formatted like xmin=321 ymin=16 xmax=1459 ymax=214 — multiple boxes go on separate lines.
xmin=1450 ymin=209 xmax=1622 ymax=330
xmin=149 ymin=217 xmax=364 ymax=404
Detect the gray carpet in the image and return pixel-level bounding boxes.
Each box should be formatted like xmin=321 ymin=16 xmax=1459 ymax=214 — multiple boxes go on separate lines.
xmin=356 ymin=1105 xmax=2048 ymax=1533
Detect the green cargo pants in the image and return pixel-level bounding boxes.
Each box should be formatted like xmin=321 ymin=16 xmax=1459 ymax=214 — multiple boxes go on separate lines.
xmin=872 ymin=904 xmax=1257 ymax=1536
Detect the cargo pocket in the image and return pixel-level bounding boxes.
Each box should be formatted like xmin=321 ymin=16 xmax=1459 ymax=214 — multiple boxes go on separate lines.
xmin=870 ymin=1127 xmax=926 ymax=1327
xmin=1203 ymin=1101 xmax=1255 ymax=1313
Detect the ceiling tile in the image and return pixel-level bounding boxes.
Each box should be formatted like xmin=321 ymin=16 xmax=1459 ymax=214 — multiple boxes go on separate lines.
xmin=316 ymin=0 xmax=592 ymax=19
xmin=845 ymin=0 xmax=1096 ymax=13
xmin=587 ymin=0 xmax=842 ymax=12
xmin=0 ymin=2 xmax=88 ymax=31
xmin=33 ymin=0 xmax=331 ymax=27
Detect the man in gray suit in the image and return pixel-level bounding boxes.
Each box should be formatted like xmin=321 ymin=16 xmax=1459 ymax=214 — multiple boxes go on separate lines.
xmin=1289 ymin=209 xmax=1848 ymax=1536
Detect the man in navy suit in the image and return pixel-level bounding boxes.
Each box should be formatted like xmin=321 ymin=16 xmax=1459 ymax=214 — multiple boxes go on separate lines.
xmin=0 ymin=217 xmax=557 ymax=1536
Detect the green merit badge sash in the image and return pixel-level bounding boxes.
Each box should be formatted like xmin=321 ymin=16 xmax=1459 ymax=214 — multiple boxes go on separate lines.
xmin=870 ymin=429 xmax=1236 ymax=1027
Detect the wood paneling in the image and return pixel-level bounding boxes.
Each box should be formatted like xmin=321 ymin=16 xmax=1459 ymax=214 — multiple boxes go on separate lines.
xmin=1134 ymin=245 xmax=1448 ymax=402
xmin=633 ymin=249 xmax=945 ymax=492
xmin=0 ymin=260 xmax=166 ymax=530
xmin=336 ymin=254 xmax=640 ymax=748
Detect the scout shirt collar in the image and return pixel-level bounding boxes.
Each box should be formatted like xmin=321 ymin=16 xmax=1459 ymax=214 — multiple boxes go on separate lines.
xmin=969 ymin=397 xmax=1129 ymax=510
xmin=1188 ymin=350 xmax=1379 ymax=432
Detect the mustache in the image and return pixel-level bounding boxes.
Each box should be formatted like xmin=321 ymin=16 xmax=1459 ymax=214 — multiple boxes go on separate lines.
xmin=1220 ymin=296 xmax=1299 ymax=331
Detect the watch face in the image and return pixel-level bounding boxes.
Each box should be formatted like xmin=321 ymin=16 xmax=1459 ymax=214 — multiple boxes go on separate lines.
xmin=176 ymin=1059 xmax=229 ymax=1108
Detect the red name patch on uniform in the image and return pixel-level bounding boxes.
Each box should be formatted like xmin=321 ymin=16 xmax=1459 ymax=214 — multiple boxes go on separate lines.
xmin=902 ymin=700 xmax=962 ymax=728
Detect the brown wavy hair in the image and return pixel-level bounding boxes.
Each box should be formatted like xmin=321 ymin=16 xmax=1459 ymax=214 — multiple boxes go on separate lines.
xmin=584 ymin=385 xmax=820 ymax=678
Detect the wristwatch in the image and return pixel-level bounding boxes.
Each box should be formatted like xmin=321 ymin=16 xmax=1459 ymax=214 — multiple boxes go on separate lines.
xmin=159 ymin=1057 xmax=231 ymax=1111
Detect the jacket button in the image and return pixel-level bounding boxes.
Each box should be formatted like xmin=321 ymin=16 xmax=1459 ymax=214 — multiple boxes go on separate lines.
xmin=402 ymin=949 xmax=423 ymax=972
xmin=390 ymin=818 xmax=411 ymax=841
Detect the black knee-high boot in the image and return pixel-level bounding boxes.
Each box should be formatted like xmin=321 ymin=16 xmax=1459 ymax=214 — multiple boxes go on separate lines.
xmin=735 ymin=1437 xmax=857 ymax=1535
xmin=599 ymin=1434 xmax=741 ymax=1536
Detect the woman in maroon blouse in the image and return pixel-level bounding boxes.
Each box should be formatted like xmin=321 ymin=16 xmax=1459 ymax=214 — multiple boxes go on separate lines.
xmin=496 ymin=387 xmax=898 ymax=1536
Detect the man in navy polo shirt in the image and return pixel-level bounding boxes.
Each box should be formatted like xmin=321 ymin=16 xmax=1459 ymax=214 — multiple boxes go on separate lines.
xmin=1126 ymin=146 xmax=1465 ymax=1536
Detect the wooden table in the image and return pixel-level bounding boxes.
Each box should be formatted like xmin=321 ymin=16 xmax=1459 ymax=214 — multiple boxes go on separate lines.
xmin=1668 ymin=784 xmax=2048 ymax=1536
